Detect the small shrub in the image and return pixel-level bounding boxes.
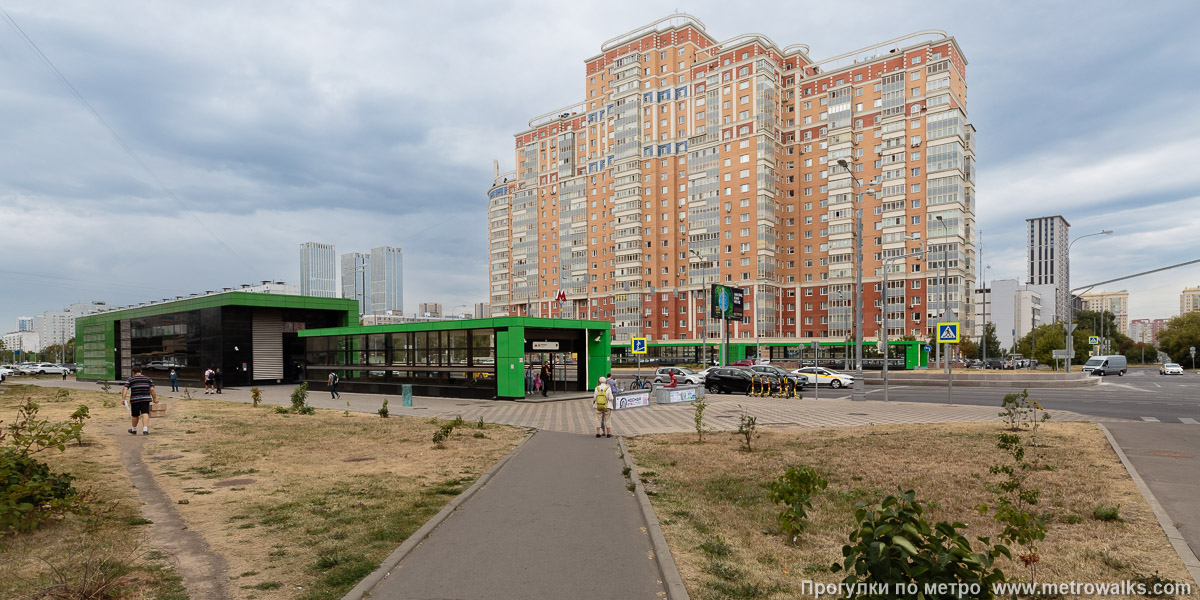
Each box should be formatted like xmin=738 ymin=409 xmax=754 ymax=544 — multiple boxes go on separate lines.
xmin=698 ymin=538 xmax=732 ymax=557
xmin=0 ymin=449 xmax=78 ymax=533
xmin=100 ymin=381 xmax=111 ymax=393
xmin=54 ymin=388 xmax=71 ymax=400
xmin=290 ymin=382 xmax=310 ymax=412
xmin=476 ymin=417 xmax=485 ymax=429
xmin=1061 ymin=514 xmax=1085 ymax=524
xmin=831 ymin=490 xmax=1009 ymax=598
xmin=272 ymin=406 xmax=289 ymax=414
xmin=250 ymin=387 xmax=262 ymax=407
xmin=378 ymin=399 xmax=389 ymax=418
xmin=472 ymin=432 xmax=485 ymax=439
xmin=768 ymin=465 xmax=828 ymax=540
xmin=692 ymin=397 xmax=711 ymax=443
xmin=1092 ymin=504 xmax=1122 ymax=522
xmin=69 ymin=405 xmax=91 ymax=446
xmin=432 ymin=423 xmax=455 ymax=444
xmin=295 ymin=405 xmax=315 ymax=415
xmin=452 ymin=415 xmax=465 ymax=428
xmin=735 ymin=407 xmax=758 ymax=452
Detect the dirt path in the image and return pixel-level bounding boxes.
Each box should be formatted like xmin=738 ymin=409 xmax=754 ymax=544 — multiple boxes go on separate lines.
xmin=115 ymin=422 xmax=232 ymax=600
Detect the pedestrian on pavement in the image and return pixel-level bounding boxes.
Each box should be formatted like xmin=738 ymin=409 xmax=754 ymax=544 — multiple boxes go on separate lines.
xmin=540 ymin=363 xmax=551 ymax=397
xmin=203 ymin=367 xmax=214 ymax=394
xmin=61 ymin=368 xmax=68 ymax=381
xmin=214 ymin=368 xmax=223 ymax=394
xmin=328 ymin=371 xmax=340 ymax=399
xmin=593 ymin=376 xmax=613 ymax=438
xmin=121 ymin=365 xmax=158 ymax=435
xmin=606 ymin=372 xmax=620 ymax=393
xmin=169 ymin=368 xmax=179 ymax=392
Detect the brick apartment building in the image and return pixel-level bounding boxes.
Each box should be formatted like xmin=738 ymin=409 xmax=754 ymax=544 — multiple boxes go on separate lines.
xmin=487 ymin=14 xmax=976 ymax=346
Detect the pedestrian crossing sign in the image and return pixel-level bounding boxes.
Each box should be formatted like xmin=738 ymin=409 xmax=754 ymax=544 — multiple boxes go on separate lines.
xmin=1088 ymin=335 xmax=1100 ymax=345
xmin=937 ymin=322 xmax=960 ymax=343
xmin=631 ymin=337 xmax=647 ymax=354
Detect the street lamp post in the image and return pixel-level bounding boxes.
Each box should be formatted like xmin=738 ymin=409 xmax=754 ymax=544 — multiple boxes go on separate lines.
xmin=689 ymin=249 xmax=716 ymax=366
xmin=836 ymin=159 xmax=874 ymax=402
xmin=882 ymin=237 xmax=924 ymax=403
xmin=983 ymin=265 xmax=992 ymax=364
xmin=1065 ymin=230 xmax=1114 ymax=372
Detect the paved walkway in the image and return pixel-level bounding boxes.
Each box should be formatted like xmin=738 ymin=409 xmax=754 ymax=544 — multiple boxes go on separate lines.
xmin=26 ymin=378 xmax=1111 ymax=436
xmin=366 ymin=431 xmax=664 ymax=599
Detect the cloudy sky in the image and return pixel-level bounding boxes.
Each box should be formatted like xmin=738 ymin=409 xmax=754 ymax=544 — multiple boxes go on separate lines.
xmin=2 ymin=0 xmax=1198 ymax=332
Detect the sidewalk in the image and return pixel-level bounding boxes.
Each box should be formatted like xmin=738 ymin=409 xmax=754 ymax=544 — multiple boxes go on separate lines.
xmin=25 ymin=378 xmax=1108 ymax=436
xmin=363 ymin=430 xmax=665 ymax=599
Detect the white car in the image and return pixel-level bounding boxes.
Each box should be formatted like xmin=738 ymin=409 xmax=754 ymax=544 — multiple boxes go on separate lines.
xmin=0 ymin=367 xmax=12 ymax=382
xmin=791 ymin=366 xmax=855 ymax=389
xmin=651 ymin=366 xmax=703 ymax=385
xmin=1160 ymin=363 xmax=1184 ymax=375
xmin=28 ymin=363 xmax=67 ymax=375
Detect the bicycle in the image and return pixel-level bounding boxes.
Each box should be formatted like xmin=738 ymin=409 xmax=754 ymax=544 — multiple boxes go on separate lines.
xmin=630 ymin=375 xmax=652 ymax=390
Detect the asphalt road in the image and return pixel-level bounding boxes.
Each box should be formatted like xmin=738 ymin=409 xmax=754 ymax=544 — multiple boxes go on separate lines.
xmin=860 ymin=368 xmax=1200 ymax=423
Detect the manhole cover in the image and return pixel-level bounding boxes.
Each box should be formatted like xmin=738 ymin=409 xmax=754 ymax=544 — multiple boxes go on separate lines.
xmin=214 ymin=478 xmax=256 ymax=487
xmin=343 ymin=457 xmax=376 ymax=463
xmin=849 ymin=413 xmax=869 ymax=416
xmin=1150 ymin=451 xmax=1193 ymax=459
xmin=148 ymin=454 xmax=184 ymax=460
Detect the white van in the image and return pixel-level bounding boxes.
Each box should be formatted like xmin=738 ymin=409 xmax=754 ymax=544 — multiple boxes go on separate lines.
xmin=1082 ymin=355 xmax=1127 ymax=376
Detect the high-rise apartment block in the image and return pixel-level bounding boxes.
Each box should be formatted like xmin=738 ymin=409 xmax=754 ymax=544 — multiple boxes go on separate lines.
xmin=1026 ymin=215 xmax=1069 ymax=322
xmin=1128 ymin=318 xmax=1166 ymax=345
xmin=16 ymin=316 xmax=35 ymax=332
xmin=488 ymin=15 xmax=975 ymax=344
xmin=1080 ymin=290 xmax=1129 ymax=335
xmin=419 ymin=303 xmax=443 ymax=318
xmin=1181 ymin=286 xmax=1200 ymax=315
xmin=369 ymin=246 xmax=404 ymax=315
xmin=341 ymin=252 xmax=371 ymax=316
xmin=300 ymin=242 xmax=337 ymax=298
xmin=973 ymin=280 xmax=1056 ymax=350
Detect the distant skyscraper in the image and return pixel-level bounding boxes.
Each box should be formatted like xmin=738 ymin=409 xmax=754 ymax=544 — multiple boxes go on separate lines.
xmin=16 ymin=316 xmax=34 ymax=332
xmin=300 ymin=242 xmax=337 ymax=298
xmin=369 ymin=246 xmax=404 ymax=315
xmin=474 ymin=302 xmax=490 ymax=319
xmin=1026 ymin=216 xmax=1070 ymax=322
xmin=341 ymin=252 xmax=371 ymax=316
xmin=1080 ymin=290 xmax=1130 ymax=335
xmin=1181 ymin=286 xmax=1200 ymax=315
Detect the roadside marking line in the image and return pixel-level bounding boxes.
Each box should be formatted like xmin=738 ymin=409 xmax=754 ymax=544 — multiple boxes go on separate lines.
xmin=1141 ymin=417 xmax=1160 ymax=422
xmin=1154 ymin=383 xmax=1162 ymax=388
xmin=1180 ymin=418 xmax=1198 ymax=425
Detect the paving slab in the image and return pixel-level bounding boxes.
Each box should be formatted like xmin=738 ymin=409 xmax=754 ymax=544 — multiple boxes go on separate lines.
xmin=364 ymin=430 xmax=665 ymax=600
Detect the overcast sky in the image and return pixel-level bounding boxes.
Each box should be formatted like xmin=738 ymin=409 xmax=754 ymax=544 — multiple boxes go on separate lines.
xmin=2 ymin=0 xmax=1198 ymax=332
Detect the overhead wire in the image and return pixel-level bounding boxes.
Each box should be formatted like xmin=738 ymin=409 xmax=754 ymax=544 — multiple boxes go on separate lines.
xmin=0 ymin=4 xmax=252 ymax=271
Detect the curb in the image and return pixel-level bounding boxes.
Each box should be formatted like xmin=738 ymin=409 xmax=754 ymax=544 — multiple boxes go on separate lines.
xmin=341 ymin=429 xmax=538 ymax=600
xmin=1097 ymin=423 xmax=1200 ymax=586
xmin=618 ymin=436 xmax=690 ymax=600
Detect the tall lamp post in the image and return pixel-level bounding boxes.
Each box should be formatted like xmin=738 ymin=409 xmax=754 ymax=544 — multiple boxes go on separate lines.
xmin=1065 ymin=230 xmax=1114 ymax=372
xmin=689 ymin=249 xmax=716 ymax=365
xmin=983 ymin=264 xmax=992 ymax=364
xmin=836 ymin=158 xmax=875 ymax=402
xmin=882 ymin=236 xmax=924 ymax=402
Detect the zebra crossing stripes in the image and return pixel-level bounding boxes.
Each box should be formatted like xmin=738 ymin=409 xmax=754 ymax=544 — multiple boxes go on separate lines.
xmin=1141 ymin=417 xmax=1161 ymax=422
xmin=1180 ymin=417 xmax=1199 ymax=425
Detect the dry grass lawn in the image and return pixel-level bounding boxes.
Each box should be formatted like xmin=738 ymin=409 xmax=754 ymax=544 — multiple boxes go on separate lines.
xmin=0 ymin=385 xmax=188 ymax=600
xmin=626 ymin=422 xmax=1198 ymax=600
xmin=1 ymin=384 xmax=526 ymax=600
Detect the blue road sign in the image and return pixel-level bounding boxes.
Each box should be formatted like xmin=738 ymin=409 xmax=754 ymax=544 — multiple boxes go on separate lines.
xmin=937 ymin=322 xmax=960 ymax=343
xmin=631 ymin=337 xmax=647 ymax=354
xmin=923 ymin=344 xmax=932 ymax=352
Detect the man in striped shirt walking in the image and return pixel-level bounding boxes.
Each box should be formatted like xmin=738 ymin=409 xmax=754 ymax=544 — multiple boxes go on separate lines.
xmin=122 ymin=366 xmax=159 ymax=435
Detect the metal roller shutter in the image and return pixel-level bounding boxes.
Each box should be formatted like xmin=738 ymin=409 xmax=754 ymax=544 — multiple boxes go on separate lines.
xmin=252 ymin=309 xmax=283 ymax=380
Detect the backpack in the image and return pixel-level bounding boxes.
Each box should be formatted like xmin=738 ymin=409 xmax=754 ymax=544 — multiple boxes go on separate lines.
xmin=595 ymin=384 xmax=611 ymax=411
xmin=331 ymin=373 xmax=339 ymax=385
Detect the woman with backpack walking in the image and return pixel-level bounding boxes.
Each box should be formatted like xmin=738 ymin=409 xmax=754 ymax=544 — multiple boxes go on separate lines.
xmin=593 ymin=376 xmax=614 ymax=438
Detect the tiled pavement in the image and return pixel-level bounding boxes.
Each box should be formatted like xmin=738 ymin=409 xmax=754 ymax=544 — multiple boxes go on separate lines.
xmin=24 ymin=378 xmax=1110 ymax=435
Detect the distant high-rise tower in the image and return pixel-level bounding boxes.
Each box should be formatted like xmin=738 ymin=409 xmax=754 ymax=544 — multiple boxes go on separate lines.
xmin=369 ymin=246 xmax=404 ymax=315
xmin=300 ymin=242 xmax=337 ymax=298
xmin=341 ymin=252 xmax=371 ymax=316
xmin=16 ymin=316 xmax=34 ymax=332
xmin=1181 ymin=286 xmax=1200 ymax=315
xmin=1026 ymin=216 xmax=1070 ymax=322
xmin=419 ymin=303 xmax=442 ymax=318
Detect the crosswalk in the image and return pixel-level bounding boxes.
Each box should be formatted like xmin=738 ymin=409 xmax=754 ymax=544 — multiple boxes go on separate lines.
xmin=1140 ymin=416 xmax=1198 ymax=424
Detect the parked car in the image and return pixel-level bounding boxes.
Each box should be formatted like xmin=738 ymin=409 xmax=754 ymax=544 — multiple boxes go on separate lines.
xmin=144 ymin=360 xmax=184 ymax=371
xmin=791 ymin=366 xmax=854 ymax=389
xmin=1160 ymin=363 xmax=1184 ymax=375
xmin=652 ymin=366 xmax=703 ymax=385
xmin=28 ymin=363 xmax=67 ymax=375
xmin=1082 ymin=355 xmax=1127 ymax=376
xmin=0 ymin=366 xmax=12 ymax=382
xmin=983 ymin=359 xmax=1004 ymax=370
xmin=731 ymin=359 xmax=755 ymax=366
xmin=749 ymin=365 xmax=807 ymax=390
xmin=703 ymin=367 xmax=755 ymax=394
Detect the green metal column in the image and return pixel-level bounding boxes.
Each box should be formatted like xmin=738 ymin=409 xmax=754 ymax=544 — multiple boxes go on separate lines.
xmin=586 ymin=328 xmax=611 ymax=390
xmin=495 ymin=325 xmax=526 ymax=399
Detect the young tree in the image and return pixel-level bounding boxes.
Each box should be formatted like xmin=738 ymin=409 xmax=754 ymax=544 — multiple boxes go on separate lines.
xmin=1158 ymin=312 xmax=1200 ymax=366
xmin=980 ymin=322 xmax=1002 ymax=359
